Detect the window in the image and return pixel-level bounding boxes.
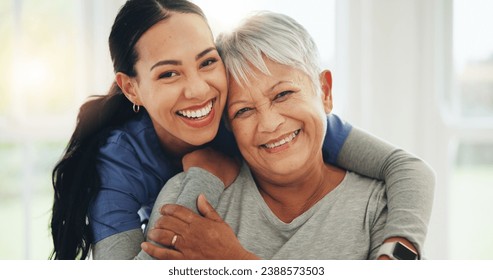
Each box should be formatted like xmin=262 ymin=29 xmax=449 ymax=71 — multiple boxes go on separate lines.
xmin=448 ymin=0 xmax=493 ymax=259
xmin=451 ymin=0 xmax=493 ymax=119
xmin=0 ymin=0 xmax=123 ymax=260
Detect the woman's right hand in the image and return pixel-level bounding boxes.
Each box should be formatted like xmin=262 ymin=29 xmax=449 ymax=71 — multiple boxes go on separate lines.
xmin=182 ymin=147 xmax=241 ymax=188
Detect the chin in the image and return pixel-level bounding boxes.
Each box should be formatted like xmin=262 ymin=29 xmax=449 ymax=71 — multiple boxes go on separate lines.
xmin=264 ymin=161 xmax=306 ymax=177
xmin=187 ymin=132 xmax=217 ymax=146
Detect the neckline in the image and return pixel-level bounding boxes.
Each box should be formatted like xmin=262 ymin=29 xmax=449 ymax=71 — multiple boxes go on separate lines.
xmin=243 ymin=164 xmax=349 ymax=231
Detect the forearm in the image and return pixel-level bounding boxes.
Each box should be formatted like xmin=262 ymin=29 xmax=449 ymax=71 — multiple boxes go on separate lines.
xmin=378 ymin=149 xmax=434 ymax=255
xmin=337 ymin=127 xmax=435 ymax=254
xmin=92 ymin=228 xmax=144 ymax=260
xmin=175 ymin=167 xmax=225 ymax=213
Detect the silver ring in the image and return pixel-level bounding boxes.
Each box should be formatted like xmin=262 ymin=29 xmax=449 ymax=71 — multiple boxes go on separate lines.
xmin=171 ymin=234 xmax=178 ymax=248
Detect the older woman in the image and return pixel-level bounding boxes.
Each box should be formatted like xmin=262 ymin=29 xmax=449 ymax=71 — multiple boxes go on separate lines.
xmin=138 ymin=11 xmax=429 ymax=260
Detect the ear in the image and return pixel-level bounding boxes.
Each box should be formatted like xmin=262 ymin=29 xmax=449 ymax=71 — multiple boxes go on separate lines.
xmin=320 ymin=70 xmax=333 ymax=113
xmin=115 ymin=72 xmax=141 ymax=105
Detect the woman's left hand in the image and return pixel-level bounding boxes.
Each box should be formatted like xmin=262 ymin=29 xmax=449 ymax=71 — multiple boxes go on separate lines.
xmin=142 ymin=194 xmax=259 ymax=260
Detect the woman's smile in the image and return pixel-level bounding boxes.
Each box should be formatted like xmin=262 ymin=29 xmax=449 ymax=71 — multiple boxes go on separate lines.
xmin=176 ymin=98 xmax=217 ymax=128
xmin=177 ymin=98 xmax=214 ymax=119
xmin=261 ymin=129 xmax=301 ymax=152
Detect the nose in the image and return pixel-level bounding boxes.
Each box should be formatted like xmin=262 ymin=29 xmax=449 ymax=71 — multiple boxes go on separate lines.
xmin=257 ymin=105 xmax=285 ymax=133
xmin=184 ymin=73 xmax=209 ymax=100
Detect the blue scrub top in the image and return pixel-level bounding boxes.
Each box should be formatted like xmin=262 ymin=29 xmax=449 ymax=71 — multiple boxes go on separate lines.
xmin=89 ymin=110 xmax=351 ymax=243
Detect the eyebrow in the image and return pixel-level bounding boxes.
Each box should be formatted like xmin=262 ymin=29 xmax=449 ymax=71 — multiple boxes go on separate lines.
xmin=227 ymin=81 xmax=290 ymax=109
xmin=149 ymin=47 xmax=217 ymax=72
xmin=149 ymin=60 xmax=181 ymax=71
xmin=196 ymin=47 xmax=216 ymax=61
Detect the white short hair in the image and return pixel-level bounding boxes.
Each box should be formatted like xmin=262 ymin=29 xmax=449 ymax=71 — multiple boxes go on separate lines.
xmin=216 ymin=11 xmax=322 ymax=89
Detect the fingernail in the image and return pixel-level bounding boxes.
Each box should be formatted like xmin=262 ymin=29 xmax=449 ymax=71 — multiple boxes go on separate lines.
xmin=163 ymin=205 xmax=171 ymax=214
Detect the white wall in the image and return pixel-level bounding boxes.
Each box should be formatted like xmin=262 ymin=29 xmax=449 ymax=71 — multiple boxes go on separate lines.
xmin=336 ymin=0 xmax=452 ymax=259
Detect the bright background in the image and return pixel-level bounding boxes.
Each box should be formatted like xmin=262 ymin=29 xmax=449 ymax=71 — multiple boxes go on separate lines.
xmin=0 ymin=0 xmax=492 ymax=260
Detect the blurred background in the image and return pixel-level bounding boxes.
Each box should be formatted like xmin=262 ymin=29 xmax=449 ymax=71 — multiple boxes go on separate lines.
xmin=0 ymin=0 xmax=492 ymax=260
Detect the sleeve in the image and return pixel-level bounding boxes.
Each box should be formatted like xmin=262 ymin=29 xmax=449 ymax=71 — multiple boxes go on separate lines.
xmin=92 ymin=229 xmax=144 ymax=260
xmin=322 ymin=114 xmax=353 ymax=164
xmin=335 ymin=126 xmax=435 ymax=255
xmin=94 ymin=171 xmax=187 ymax=260
xmin=94 ymin=171 xmax=188 ymax=260
xmin=89 ymin=141 xmax=149 ymax=243
xmin=135 ymin=168 xmax=225 ymax=260
xmin=174 ymin=167 xmax=226 ymax=213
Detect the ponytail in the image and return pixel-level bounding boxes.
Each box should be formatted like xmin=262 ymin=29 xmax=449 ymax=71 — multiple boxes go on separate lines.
xmin=50 ymin=83 xmax=134 ymax=259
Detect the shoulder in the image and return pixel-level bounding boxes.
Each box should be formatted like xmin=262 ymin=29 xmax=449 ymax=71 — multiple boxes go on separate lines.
xmin=220 ymin=162 xmax=258 ymax=201
xmin=338 ymin=172 xmax=387 ymax=203
xmin=345 ymin=172 xmax=386 ymax=189
xmin=98 ymin=111 xmax=173 ymax=180
xmin=344 ymin=173 xmax=387 ymax=222
xmin=323 ymin=114 xmax=353 ymax=163
xmin=327 ymin=113 xmax=352 ymax=133
xmin=102 ymin=111 xmax=155 ymax=152
xmin=324 ymin=172 xmax=387 ymax=226
xmin=95 ymin=111 xmax=175 ymax=200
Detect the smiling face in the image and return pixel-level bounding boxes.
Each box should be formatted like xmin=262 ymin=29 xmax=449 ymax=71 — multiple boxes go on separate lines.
xmin=117 ymin=12 xmax=227 ymax=154
xmin=227 ymin=58 xmax=332 ymax=183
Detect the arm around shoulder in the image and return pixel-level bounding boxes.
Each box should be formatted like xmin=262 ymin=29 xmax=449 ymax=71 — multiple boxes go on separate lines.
xmin=336 ymin=126 xmax=435 ymax=255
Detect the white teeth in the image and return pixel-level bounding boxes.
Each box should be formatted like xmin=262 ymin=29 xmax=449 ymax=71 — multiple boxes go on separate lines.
xmin=264 ymin=130 xmax=300 ymax=149
xmin=178 ymin=100 xmax=213 ymax=119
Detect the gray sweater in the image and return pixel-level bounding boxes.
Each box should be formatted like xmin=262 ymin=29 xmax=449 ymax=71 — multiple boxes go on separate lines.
xmin=137 ymin=163 xmax=390 ymax=259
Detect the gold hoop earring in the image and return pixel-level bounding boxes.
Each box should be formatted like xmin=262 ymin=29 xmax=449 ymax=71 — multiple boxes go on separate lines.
xmin=133 ymin=104 xmax=140 ymax=113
